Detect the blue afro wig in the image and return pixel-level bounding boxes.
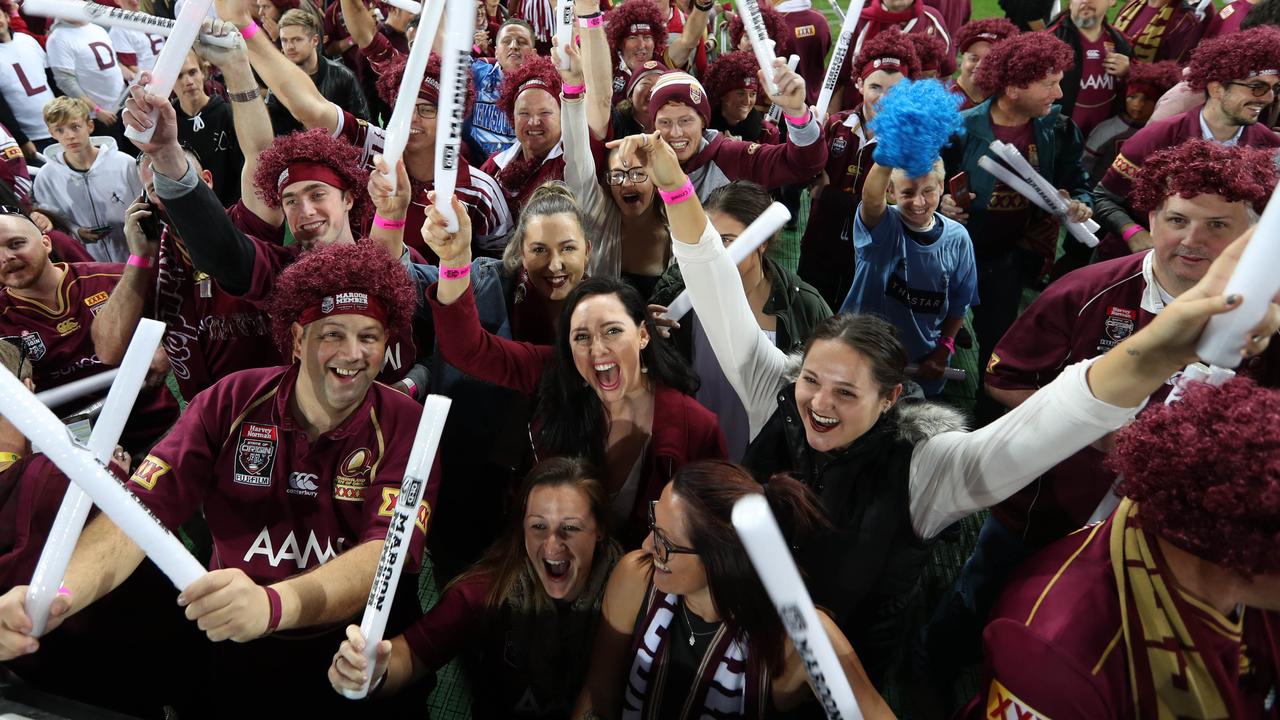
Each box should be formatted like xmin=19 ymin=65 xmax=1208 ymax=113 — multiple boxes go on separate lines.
xmin=867 ymin=78 xmax=963 ymax=179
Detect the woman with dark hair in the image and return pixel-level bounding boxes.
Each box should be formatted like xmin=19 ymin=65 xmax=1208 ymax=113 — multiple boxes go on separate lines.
xmin=421 ymin=194 xmax=726 ymax=546
xmin=557 ymin=23 xmax=670 ymax=297
xmin=573 ymin=460 xmax=894 ymax=719
xmin=651 ymin=180 xmax=830 ymax=458
xmin=329 ymin=457 xmax=624 ymax=719
xmin=611 ymin=128 xmax=1280 ymax=680
xmin=373 ymin=169 xmax=597 ymax=577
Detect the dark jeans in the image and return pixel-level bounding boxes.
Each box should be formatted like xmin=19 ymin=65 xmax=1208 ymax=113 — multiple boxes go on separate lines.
xmin=972 ymin=248 xmax=1043 ymax=425
xmin=917 ymin=514 xmax=1038 ymax=690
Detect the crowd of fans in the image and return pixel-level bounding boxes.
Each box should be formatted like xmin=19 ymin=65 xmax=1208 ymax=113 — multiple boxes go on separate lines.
xmin=0 ymin=0 xmax=1276 ymax=716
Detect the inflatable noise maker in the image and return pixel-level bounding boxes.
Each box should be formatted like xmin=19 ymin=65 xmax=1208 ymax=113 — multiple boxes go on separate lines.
xmin=815 ymin=0 xmax=869 ymax=120
xmin=123 ymin=0 xmax=222 ymax=143
xmin=977 ymin=141 xmax=1103 ymax=248
xmin=341 ymin=395 xmax=452 ymax=700
xmin=381 ymin=0 xmax=447 ymax=195
xmin=1090 ymin=180 xmax=1280 ymax=522
xmin=663 ymin=202 xmax=792 ymax=322
xmin=766 ymin=55 xmax=801 ymax=124
xmin=384 ymin=0 xmax=424 ymax=14
xmin=730 ymin=0 xmax=782 ymax=96
xmin=4 ymin=319 xmax=207 ymax=636
xmin=432 ymin=0 xmax=476 ymax=233
xmin=22 ymin=0 xmax=237 ymax=48
xmin=733 ymin=495 xmax=865 ymax=720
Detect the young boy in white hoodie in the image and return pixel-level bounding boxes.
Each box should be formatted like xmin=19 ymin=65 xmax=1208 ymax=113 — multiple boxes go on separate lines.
xmin=33 ymin=97 xmax=141 ymax=263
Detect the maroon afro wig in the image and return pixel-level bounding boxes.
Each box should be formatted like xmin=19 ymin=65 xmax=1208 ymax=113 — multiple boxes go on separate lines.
xmin=1129 ymin=139 xmax=1276 ymax=216
xmin=703 ymin=50 xmax=762 ymax=103
xmin=265 ymin=240 xmax=417 ymax=357
xmin=1125 ymin=60 xmax=1183 ymax=98
xmin=253 ymin=128 xmax=372 ymax=230
xmin=1187 ymin=25 xmax=1280 ymax=91
xmin=974 ymin=31 xmax=1073 ymax=96
xmin=605 ymin=0 xmax=668 ymax=62
xmin=906 ymin=31 xmax=949 ymax=76
xmin=852 ymin=27 xmax=921 ymax=81
xmin=374 ymin=52 xmax=477 ymax=116
xmin=954 ymin=17 xmax=1018 ymax=54
xmin=497 ymin=54 xmax=562 ymax=124
xmin=728 ymin=2 xmax=792 ymax=58
xmin=1109 ymin=377 xmax=1280 ymax=576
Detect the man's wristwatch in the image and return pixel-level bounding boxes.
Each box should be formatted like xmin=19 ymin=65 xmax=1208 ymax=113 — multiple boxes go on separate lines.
xmin=228 ymin=87 xmax=261 ymax=103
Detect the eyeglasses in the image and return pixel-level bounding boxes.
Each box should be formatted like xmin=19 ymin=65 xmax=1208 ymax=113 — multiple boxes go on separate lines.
xmin=648 ymin=500 xmax=696 ymax=564
xmin=605 ymin=168 xmax=649 ymax=186
xmin=414 ymin=104 xmax=438 ymax=119
xmin=1227 ymin=80 xmax=1280 ymax=98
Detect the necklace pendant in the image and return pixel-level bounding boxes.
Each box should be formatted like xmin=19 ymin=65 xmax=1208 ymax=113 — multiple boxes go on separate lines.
xmin=688 ymin=634 xmax=696 ymax=647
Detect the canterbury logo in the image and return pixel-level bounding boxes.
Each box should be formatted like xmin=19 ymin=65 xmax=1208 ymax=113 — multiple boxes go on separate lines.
xmin=288 ymin=472 xmax=319 ymax=494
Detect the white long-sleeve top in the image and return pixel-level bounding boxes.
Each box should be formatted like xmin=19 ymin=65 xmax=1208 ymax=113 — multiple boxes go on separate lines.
xmin=672 ymin=217 xmax=1147 ymax=539
xmin=562 ymin=97 xmax=624 ymax=279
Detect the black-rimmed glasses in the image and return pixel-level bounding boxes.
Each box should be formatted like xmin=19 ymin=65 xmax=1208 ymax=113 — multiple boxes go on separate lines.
xmin=648 ymin=500 xmax=696 ymax=564
xmin=1228 ymin=80 xmax=1280 ymax=98
xmin=605 ymin=168 xmax=649 ymax=186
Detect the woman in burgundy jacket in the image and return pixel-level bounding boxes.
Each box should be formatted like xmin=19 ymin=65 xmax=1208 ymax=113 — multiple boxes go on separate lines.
xmin=422 ymin=193 xmax=726 ymax=547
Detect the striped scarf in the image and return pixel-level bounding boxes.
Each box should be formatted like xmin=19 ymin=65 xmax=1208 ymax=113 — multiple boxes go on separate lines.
xmin=1114 ymin=0 xmax=1175 ymax=63
xmin=622 ymin=586 xmax=768 ymax=720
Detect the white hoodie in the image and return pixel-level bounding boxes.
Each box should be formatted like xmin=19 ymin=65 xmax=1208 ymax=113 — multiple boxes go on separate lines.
xmin=33 ymin=136 xmax=141 ymax=264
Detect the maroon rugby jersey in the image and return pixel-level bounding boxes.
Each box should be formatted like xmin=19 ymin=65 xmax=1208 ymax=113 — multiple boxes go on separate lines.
xmin=127 ymin=364 xmax=433 ymax=585
xmin=799 ymin=108 xmax=875 ymax=306
xmin=1205 ymin=0 xmax=1252 ymax=39
xmin=0 ymin=122 xmax=31 ymax=207
xmin=154 ymin=201 xmax=285 ymax=402
xmin=0 ymin=262 xmax=179 ymax=451
xmin=779 ymin=8 xmax=831 ymax=107
xmin=977 ymin=516 xmax=1280 ymax=720
xmin=480 ymin=141 xmax=567 ymax=219
xmin=985 ymin=251 xmax=1280 ymax=544
xmin=333 ymin=108 xmax=513 ymax=260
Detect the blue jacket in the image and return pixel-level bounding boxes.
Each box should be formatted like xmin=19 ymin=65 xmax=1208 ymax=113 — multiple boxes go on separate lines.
xmin=944 ymin=100 xmax=1092 ymax=256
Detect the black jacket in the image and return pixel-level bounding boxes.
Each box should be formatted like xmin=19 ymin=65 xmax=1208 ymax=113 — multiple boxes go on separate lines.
xmin=1049 ymin=17 xmax=1133 ymax=121
xmin=267 ymin=54 xmax=370 ymax=136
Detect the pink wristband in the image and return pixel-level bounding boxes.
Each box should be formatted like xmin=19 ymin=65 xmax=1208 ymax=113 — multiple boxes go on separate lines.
xmin=938 ymin=335 xmax=956 ymax=355
xmin=561 ymin=82 xmax=586 ymax=95
xmin=240 ymin=21 xmax=261 ymax=40
xmin=658 ymin=179 xmax=695 ymax=205
xmin=93 ymin=105 xmax=103 ymax=114
xmin=373 ymin=213 xmax=406 ymax=230
xmin=127 ymin=254 xmax=153 ymax=269
xmin=577 ymin=13 xmax=603 ymax=27
xmin=782 ymin=109 xmax=811 ymax=125
xmin=441 ymin=264 xmax=471 ymax=280
xmin=1121 ymin=224 xmax=1144 ymax=242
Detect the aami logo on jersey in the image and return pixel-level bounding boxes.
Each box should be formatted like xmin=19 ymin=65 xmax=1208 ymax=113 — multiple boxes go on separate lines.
xmin=243 ymin=527 xmax=346 ymax=569
xmin=378 ymin=487 xmax=431 ymax=533
xmin=287 ymin=472 xmax=319 ymax=498
xmin=234 ymin=423 xmax=279 ymax=487
xmin=334 ymin=447 xmax=373 ymax=501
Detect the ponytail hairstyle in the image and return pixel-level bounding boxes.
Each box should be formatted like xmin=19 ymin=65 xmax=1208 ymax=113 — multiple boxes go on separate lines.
xmin=502 ymin=181 xmax=592 ymax=273
xmin=537 ymin=276 xmax=699 ymax=469
xmin=670 ymin=461 xmax=829 ymax=669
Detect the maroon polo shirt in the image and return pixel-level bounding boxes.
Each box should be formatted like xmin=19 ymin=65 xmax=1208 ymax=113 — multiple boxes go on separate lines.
xmin=779 ymin=8 xmax=831 ymax=107
xmin=154 ymin=201 xmax=285 ymax=402
xmin=986 ymin=252 xmax=1280 ymax=544
xmin=127 ymin=364 xmax=433 ymax=586
xmin=979 ymin=515 xmax=1280 ymax=719
xmin=802 ymin=108 xmax=875 ymax=267
xmin=0 ymin=262 xmax=179 ymax=452
xmin=1205 ymin=0 xmax=1253 ymax=39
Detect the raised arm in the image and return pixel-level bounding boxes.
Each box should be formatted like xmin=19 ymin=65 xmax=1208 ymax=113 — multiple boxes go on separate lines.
xmin=666 ymin=3 xmax=709 ymax=71
xmin=556 ymin=41 xmax=615 ymax=276
xmin=92 ymin=199 xmax=158 ymax=364
xmin=575 ymin=0 xmax=613 ymax=139
xmin=908 ymin=228 xmax=1280 ymax=539
xmin=194 ymin=21 xmax=282 ymax=226
xmin=610 ymin=130 xmax=787 ymax=437
xmin=216 ymin=0 xmax=340 ymax=133
xmin=857 ymin=162 xmax=891 ymax=229
xmin=338 ymin=0 xmax=377 ymax=49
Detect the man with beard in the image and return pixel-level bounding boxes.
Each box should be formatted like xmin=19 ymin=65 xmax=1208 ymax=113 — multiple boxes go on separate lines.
xmin=1092 ymin=26 xmax=1280 ymax=260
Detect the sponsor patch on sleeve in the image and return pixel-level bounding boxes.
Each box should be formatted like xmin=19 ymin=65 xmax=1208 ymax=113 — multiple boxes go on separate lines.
xmin=794 ymin=24 xmax=815 ymax=37
xmin=986 ymin=352 xmax=1001 ymax=373
xmin=986 ymin=678 xmax=1049 ymax=720
xmin=746 ymin=142 xmax=761 ymax=156
xmin=1110 ymin=153 xmax=1139 ymax=180
xmin=130 ymin=455 xmax=171 ymax=490
xmin=378 ymin=487 xmax=431 ymax=533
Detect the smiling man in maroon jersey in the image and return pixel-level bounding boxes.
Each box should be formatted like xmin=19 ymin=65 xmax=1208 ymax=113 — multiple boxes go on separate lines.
xmin=0 ymin=208 xmax=179 ymax=454
xmin=0 ymin=240 xmax=438 ymax=715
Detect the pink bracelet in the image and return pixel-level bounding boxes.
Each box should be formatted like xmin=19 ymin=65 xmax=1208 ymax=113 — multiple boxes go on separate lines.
xmin=658 ymin=179 xmax=695 ymax=205
xmin=127 ymin=254 xmax=153 ymax=269
xmin=240 ymin=21 xmax=261 ymax=40
xmin=373 ymin=213 xmax=406 ymax=230
xmin=93 ymin=105 xmax=103 ymax=114
xmin=1121 ymin=223 xmax=1144 ymax=242
xmin=938 ymin=335 xmax=956 ymax=355
xmin=782 ymin=109 xmax=811 ymax=125
xmin=441 ymin=264 xmax=471 ymax=280
xmin=577 ymin=13 xmax=603 ymax=28
xmin=561 ymin=82 xmax=585 ymax=95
